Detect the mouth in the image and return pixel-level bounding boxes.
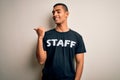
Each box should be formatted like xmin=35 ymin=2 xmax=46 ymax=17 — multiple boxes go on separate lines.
xmin=55 ymin=18 xmax=59 ymax=21
xmin=53 ymin=17 xmax=60 ymax=21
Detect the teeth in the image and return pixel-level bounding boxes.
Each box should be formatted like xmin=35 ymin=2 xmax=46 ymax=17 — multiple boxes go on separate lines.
xmin=55 ymin=17 xmax=59 ymax=19
xmin=55 ymin=18 xmax=59 ymax=20
xmin=53 ymin=17 xmax=59 ymax=21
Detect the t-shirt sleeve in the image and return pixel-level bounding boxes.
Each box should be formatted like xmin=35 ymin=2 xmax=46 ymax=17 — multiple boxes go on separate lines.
xmin=75 ymin=35 xmax=86 ymax=54
xmin=43 ymin=35 xmax=47 ymax=51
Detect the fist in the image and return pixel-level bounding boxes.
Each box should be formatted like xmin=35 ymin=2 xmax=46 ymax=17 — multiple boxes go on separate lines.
xmin=34 ymin=27 xmax=45 ymax=38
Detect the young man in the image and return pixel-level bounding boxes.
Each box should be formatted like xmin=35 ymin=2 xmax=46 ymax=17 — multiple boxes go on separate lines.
xmin=34 ymin=3 xmax=86 ymax=80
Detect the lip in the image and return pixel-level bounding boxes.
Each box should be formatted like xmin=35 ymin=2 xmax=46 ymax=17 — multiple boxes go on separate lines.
xmin=53 ymin=17 xmax=60 ymax=21
xmin=55 ymin=18 xmax=59 ymax=20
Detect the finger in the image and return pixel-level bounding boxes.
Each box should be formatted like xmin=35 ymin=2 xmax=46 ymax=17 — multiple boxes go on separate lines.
xmin=34 ymin=28 xmax=37 ymax=31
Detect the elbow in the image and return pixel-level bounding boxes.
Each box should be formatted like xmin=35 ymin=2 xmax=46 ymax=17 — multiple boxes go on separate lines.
xmin=36 ymin=52 xmax=47 ymax=65
xmin=38 ymin=58 xmax=46 ymax=65
xmin=36 ymin=54 xmax=46 ymax=64
xmin=76 ymin=60 xmax=84 ymax=66
xmin=39 ymin=61 xmax=45 ymax=65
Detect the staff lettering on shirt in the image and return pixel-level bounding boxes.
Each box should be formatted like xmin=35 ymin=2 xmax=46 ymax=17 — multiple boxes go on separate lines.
xmin=46 ymin=39 xmax=76 ymax=48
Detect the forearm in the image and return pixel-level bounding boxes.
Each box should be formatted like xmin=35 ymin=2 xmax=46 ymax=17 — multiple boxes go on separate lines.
xmin=36 ymin=37 xmax=46 ymax=64
xmin=75 ymin=62 xmax=84 ymax=80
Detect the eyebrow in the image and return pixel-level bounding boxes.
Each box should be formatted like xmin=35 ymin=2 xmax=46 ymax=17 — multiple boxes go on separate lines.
xmin=52 ymin=9 xmax=61 ymax=13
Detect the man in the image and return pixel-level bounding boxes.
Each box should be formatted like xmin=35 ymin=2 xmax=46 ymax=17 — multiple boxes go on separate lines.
xmin=34 ymin=3 xmax=86 ymax=80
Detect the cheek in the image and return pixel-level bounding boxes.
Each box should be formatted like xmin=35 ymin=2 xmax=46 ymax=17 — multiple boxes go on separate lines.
xmin=62 ymin=15 xmax=67 ymax=20
xmin=60 ymin=14 xmax=66 ymax=18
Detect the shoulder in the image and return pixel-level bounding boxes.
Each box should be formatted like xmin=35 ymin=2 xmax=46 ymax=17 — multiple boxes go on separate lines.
xmin=44 ymin=28 xmax=56 ymax=39
xmin=44 ymin=28 xmax=56 ymax=35
xmin=45 ymin=28 xmax=55 ymax=34
xmin=70 ymin=29 xmax=82 ymax=38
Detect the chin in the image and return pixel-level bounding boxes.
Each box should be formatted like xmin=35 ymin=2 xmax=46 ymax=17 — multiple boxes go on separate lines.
xmin=55 ymin=22 xmax=61 ymax=25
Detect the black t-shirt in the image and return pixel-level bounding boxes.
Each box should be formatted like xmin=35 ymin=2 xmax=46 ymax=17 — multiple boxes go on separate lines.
xmin=42 ymin=29 xmax=86 ymax=80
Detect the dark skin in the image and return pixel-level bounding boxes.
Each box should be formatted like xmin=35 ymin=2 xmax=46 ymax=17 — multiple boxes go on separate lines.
xmin=34 ymin=5 xmax=84 ymax=80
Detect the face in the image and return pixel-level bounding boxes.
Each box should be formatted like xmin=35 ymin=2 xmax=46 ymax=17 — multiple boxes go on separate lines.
xmin=52 ymin=5 xmax=69 ymax=24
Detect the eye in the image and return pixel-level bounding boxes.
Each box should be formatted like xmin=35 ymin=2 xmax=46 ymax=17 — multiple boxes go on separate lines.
xmin=57 ymin=11 xmax=61 ymax=14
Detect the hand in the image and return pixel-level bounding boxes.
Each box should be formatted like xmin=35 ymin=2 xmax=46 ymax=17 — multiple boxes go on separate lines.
xmin=34 ymin=27 xmax=45 ymax=39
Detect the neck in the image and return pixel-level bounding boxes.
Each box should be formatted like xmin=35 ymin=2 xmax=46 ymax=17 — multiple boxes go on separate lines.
xmin=55 ymin=22 xmax=69 ymax=32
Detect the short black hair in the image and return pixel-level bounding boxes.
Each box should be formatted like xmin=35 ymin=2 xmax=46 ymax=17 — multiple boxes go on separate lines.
xmin=53 ymin=3 xmax=69 ymax=12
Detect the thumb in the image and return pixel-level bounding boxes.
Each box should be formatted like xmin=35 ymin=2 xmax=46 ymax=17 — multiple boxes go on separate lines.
xmin=34 ymin=28 xmax=37 ymax=31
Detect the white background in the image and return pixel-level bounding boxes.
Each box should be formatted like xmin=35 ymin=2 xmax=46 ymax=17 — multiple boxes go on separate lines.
xmin=0 ymin=0 xmax=120 ymax=80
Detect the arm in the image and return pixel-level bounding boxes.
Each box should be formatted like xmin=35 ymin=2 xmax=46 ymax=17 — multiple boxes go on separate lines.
xmin=75 ymin=53 xmax=84 ymax=80
xmin=36 ymin=37 xmax=47 ymax=64
xmin=34 ymin=27 xmax=47 ymax=64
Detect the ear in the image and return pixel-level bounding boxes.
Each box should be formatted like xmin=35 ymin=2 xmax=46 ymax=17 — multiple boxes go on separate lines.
xmin=66 ymin=11 xmax=69 ymax=16
xmin=65 ymin=11 xmax=69 ymax=17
